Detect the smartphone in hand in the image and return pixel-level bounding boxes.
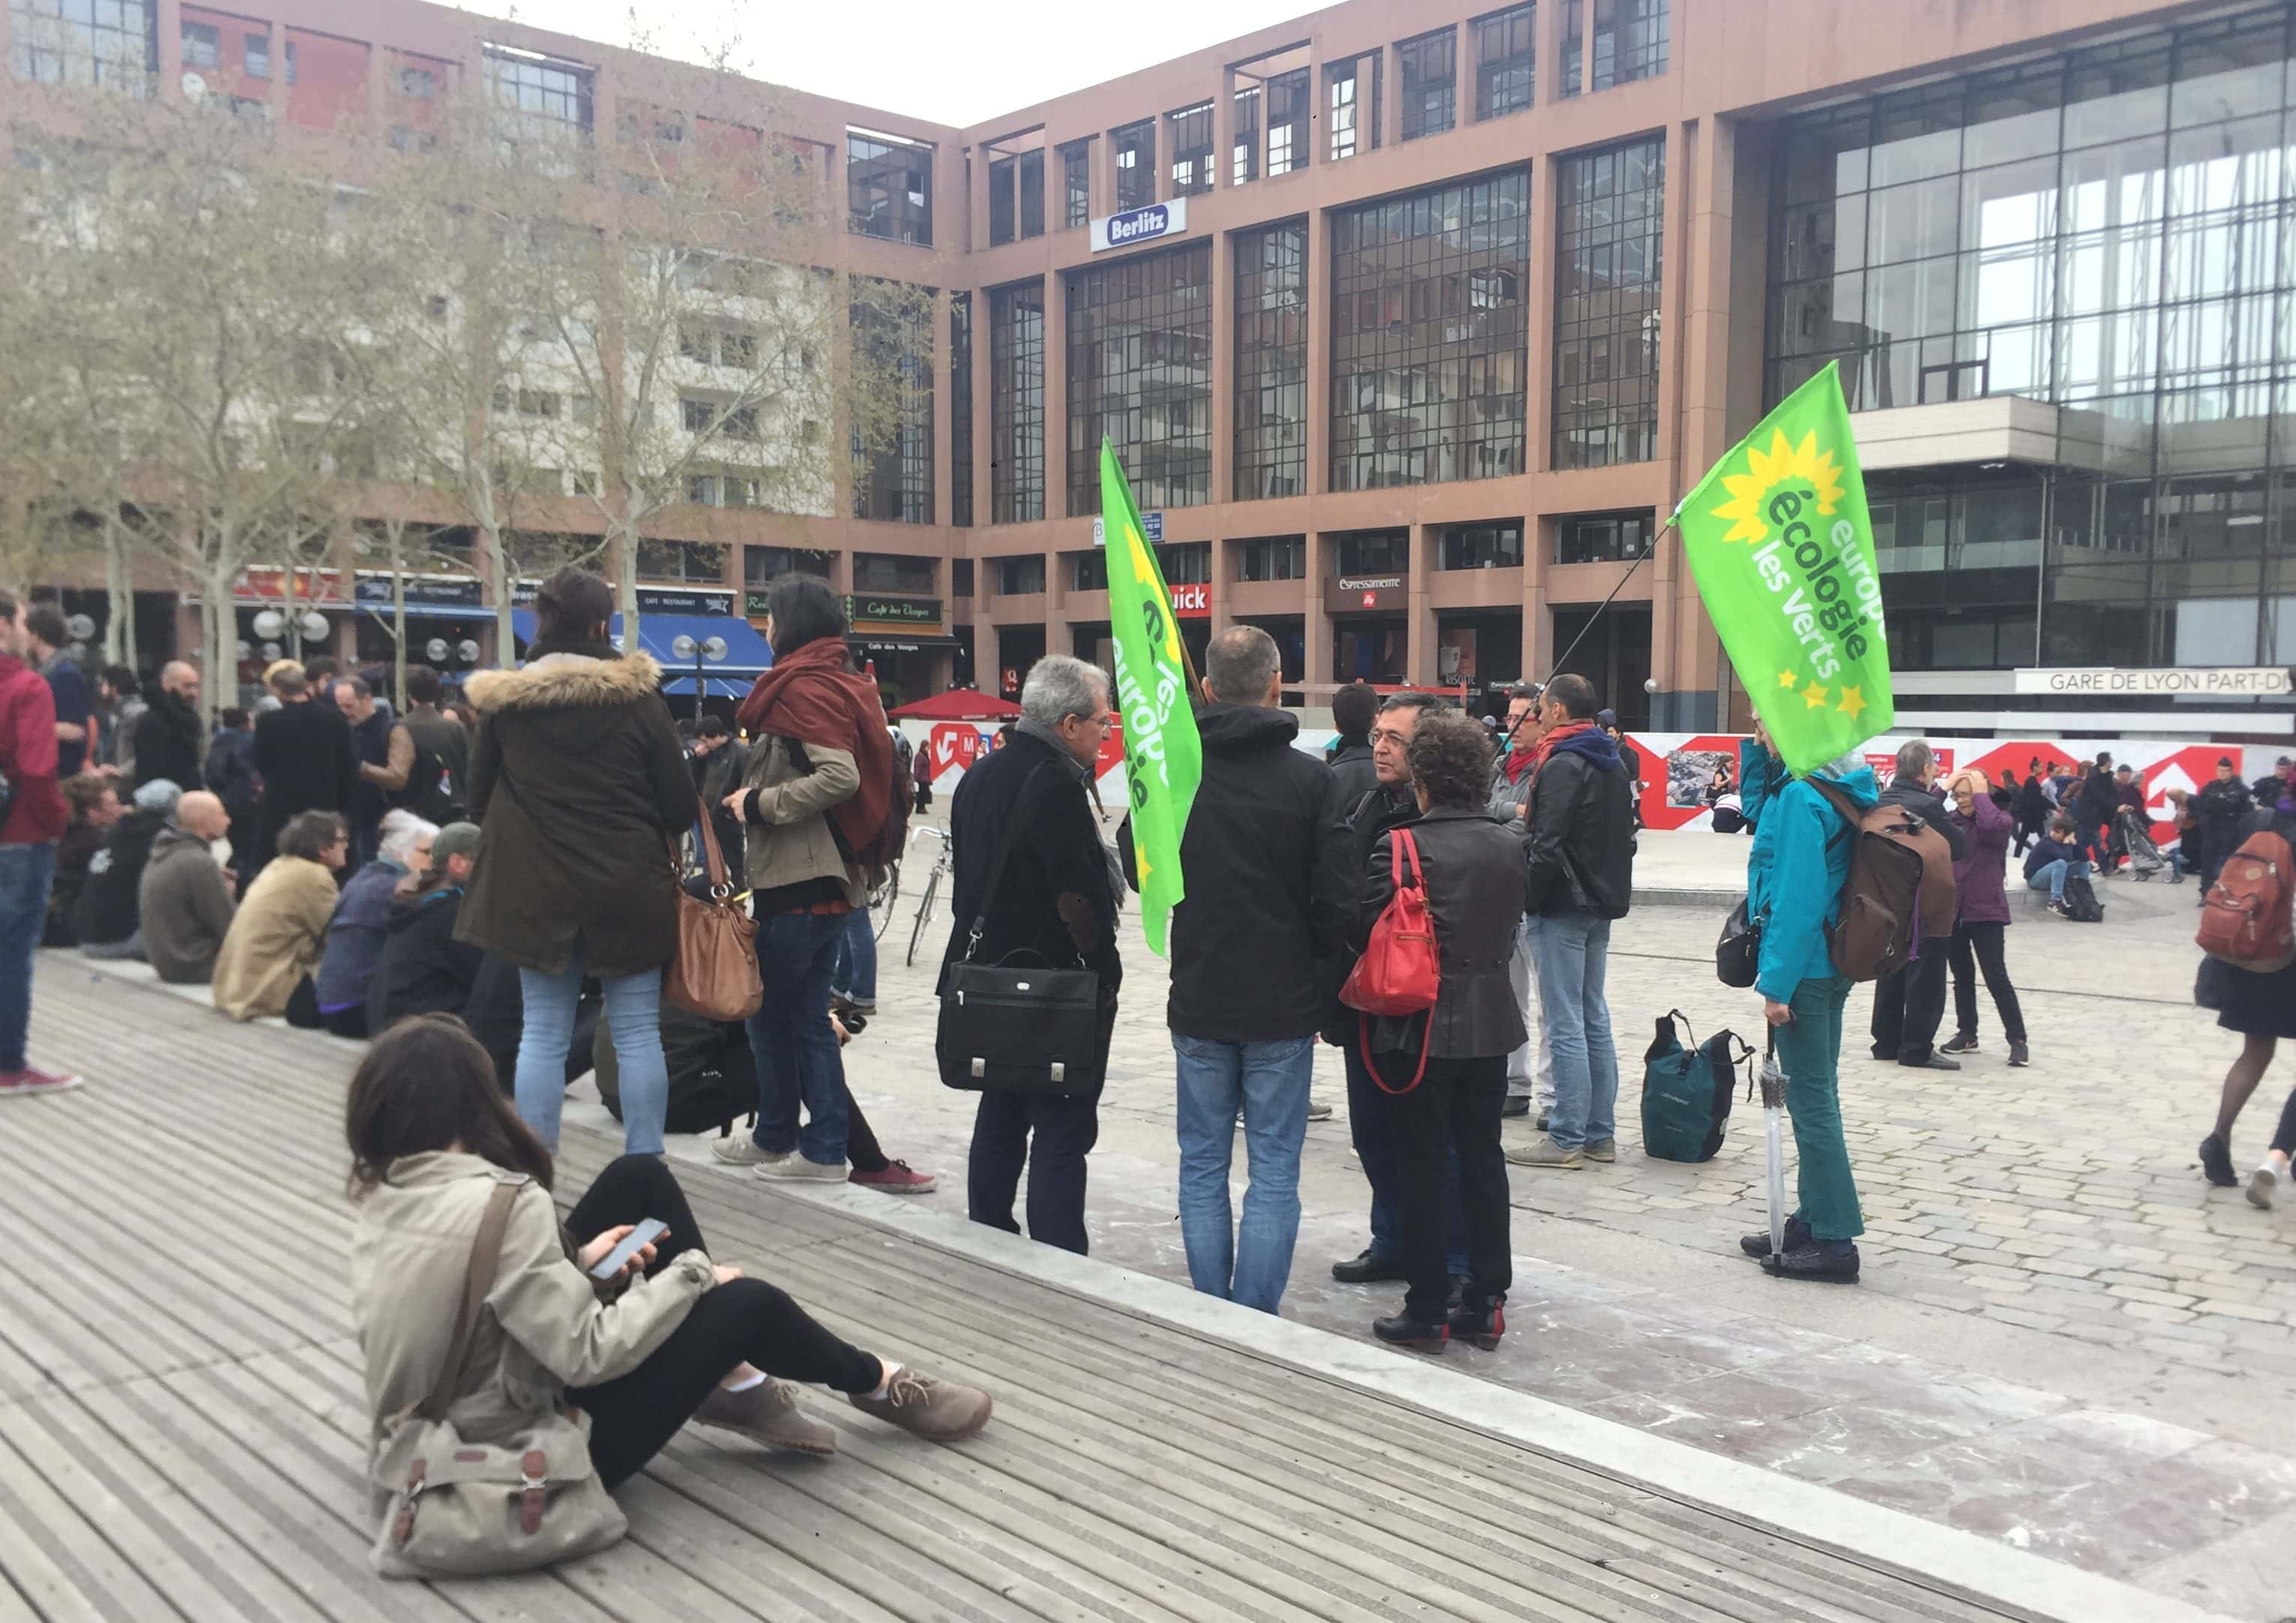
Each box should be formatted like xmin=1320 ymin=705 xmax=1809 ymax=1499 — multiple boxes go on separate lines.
xmin=587 ymin=1217 xmax=669 ymax=1280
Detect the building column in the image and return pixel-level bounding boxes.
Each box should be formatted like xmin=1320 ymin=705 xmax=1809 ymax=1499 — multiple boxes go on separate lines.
xmin=1044 ymin=272 xmax=1070 ymax=523
xmin=1209 ymin=229 xmax=1235 ymax=507
xmin=1211 ymin=66 xmax=1235 ymax=193
xmin=932 ymin=289 xmax=953 ymax=529
xmin=1405 ymin=520 xmax=1435 ymax=685
xmin=1209 ymin=540 xmax=1236 ymax=635
xmin=1538 ymin=0 xmax=1569 ymax=103
xmin=1304 ymin=532 xmax=1334 ymax=687
xmin=1655 ymin=115 xmax=1723 ymax=730
xmin=1525 ymin=151 xmax=1558 ymax=475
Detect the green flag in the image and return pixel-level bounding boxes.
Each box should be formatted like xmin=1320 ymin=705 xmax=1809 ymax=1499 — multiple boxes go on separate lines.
xmin=1677 ymin=361 xmax=1893 ymax=776
xmin=1101 ymin=439 xmax=1202 ymax=958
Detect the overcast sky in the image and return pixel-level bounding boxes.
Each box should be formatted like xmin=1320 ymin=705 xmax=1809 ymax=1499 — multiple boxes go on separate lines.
xmin=489 ymin=0 xmax=1314 ymax=125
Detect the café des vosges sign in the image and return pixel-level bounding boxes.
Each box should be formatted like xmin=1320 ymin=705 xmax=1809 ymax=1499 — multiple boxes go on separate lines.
xmin=1090 ymin=199 xmax=1187 ymax=254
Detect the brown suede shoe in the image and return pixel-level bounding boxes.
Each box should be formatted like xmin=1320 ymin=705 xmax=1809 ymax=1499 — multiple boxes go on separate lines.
xmin=849 ymin=1367 xmax=992 ymax=1441
xmin=692 ymin=1379 xmax=837 ymax=1456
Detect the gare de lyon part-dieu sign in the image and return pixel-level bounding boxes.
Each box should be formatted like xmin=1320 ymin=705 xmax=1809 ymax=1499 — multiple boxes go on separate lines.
xmin=2015 ymin=667 xmax=2294 ymax=696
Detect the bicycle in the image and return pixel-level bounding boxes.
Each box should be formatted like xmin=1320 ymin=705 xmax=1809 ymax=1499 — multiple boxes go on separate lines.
xmin=906 ymin=824 xmax=952 ymax=968
xmin=870 ymin=860 xmax=900 ymax=942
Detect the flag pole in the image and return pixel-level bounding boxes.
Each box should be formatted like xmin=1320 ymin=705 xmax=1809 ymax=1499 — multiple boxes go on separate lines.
xmin=1539 ymin=505 xmax=1678 ymax=690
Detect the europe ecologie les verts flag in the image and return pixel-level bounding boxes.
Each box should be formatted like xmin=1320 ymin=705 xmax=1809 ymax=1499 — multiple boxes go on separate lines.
xmin=1677 ymin=362 xmax=1893 ymax=777
xmin=1101 ymin=439 xmax=1202 ymax=959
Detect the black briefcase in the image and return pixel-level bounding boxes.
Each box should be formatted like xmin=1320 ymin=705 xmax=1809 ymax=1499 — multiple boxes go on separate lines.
xmin=936 ymin=954 xmax=1104 ymax=1094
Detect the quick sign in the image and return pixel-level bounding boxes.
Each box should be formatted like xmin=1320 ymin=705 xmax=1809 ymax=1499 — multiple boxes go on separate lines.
xmin=1168 ymin=582 xmax=1211 ymax=620
xmin=2013 ymin=667 xmax=2293 ymax=696
xmin=1089 ymin=199 xmax=1187 ymax=254
xmin=1092 ymin=511 xmax=1163 ymax=546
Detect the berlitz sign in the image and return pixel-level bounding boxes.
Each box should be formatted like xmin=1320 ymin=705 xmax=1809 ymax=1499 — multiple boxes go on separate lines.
xmin=2013 ymin=667 xmax=2293 ymax=696
xmin=1089 ymin=199 xmax=1187 ymax=253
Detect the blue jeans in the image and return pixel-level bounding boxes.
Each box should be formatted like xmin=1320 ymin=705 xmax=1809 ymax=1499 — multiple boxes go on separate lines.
xmin=0 ymin=843 xmax=55 ymax=1071
xmin=516 ymin=957 xmax=666 ymax=1153
xmin=1172 ymin=1033 xmax=1315 ymax=1314
xmin=831 ymin=906 xmax=876 ymax=1005
xmin=2027 ymin=858 xmax=2088 ymax=903
xmin=1531 ymin=909 xmax=1618 ymax=1151
xmin=744 ymin=910 xmax=851 ymax=1166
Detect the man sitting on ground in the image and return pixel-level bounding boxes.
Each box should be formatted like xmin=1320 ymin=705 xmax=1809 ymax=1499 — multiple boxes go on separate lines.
xmin=46 ymin=774 xmax=121 ymax=947
xmin=139 ymin=789 xmax=238 ymax=985
xmin=73 ymin=777 xmax=180 ymax=960
xmin=2024 ymin=813 xmax=2092 ymax=917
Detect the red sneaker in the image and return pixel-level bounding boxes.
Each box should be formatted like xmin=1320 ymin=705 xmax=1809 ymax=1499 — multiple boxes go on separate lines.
xmin=0 ymin=1066 xmax=82 ymax=1099
xmin=849 ymin=1160 xmax=935 ymax=1193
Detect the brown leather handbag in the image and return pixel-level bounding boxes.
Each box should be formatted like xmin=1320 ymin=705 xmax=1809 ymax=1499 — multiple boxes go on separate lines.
xmin=665 ymin=813 xmax=762 ymax=1022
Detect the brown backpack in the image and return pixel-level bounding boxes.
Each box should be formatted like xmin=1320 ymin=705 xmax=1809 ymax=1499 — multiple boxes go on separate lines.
xmin=2197 ymin=815 xmax=2295 ymax=973
xmin=1810 ymin=780 xmax=1958 ymax=982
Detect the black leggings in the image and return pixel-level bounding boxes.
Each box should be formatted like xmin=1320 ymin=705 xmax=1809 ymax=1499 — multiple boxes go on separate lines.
xmin=1947 ymin=921 xmax=2027 ymax=1045
xmin=563 ymin=1155 xmax=883 ymax=1489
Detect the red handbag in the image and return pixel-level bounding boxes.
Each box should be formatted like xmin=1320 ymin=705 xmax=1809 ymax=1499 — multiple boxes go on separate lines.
xmin=1340 ymin=828 xmax=1441 ymax=1094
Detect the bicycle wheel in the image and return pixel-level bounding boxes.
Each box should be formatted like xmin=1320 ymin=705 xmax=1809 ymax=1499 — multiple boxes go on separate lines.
xmin=906 ymin=867 xmax=941 ymax=967
xmin=871 ymin=863 xmax=900 ymax=940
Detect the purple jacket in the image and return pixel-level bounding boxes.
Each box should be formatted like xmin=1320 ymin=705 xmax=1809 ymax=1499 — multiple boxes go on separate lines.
xmin=1948 ymin=790 xmax=2013 ymax=926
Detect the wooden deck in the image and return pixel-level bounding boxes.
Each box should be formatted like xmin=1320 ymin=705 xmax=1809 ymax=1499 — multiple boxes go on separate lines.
xmin=0 ymin=959 xmax=2102 ymax=1623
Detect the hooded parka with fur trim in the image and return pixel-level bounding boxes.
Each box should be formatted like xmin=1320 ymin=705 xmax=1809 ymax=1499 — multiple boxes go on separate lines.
xmin=454 ymin=649 xmax=699 ymax=977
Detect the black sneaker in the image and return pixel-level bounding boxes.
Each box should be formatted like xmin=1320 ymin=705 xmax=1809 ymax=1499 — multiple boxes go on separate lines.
xmin=1739 ymin=1214 xmax=1811 ymax=1259
xmin=1446 ymin=1296 xmax=1506 ymax=1351
xmin=1500 ymin=1095 xmax=1531 ymax=1119
xmin=1535 ymin=1109 xmax=1550 ymax=1133
xmin=1763 ymin=1240 xmax=1860 ymax=1282
xmin=1372 ymin=1314 xmax=1450 ymax=1354
xmin=2007 ymin=1041 xmax=2030 ymax=1068
xmin=1940 ymin=1032 xmax=1978 ymax=1056
xmin=1331 ymin=1249 xmax=1408 ymax=1285
xmin=2199 ymin=1133 xmax=2239 ymax=1188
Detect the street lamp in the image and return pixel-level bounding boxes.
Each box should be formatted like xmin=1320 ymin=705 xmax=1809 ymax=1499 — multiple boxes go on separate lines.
xmin=669 ymin=632 xmax=729 ymax=720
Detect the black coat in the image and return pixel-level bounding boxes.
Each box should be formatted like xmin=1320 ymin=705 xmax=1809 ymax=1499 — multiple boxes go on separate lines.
xmin=253 ymin=699 xmax=358 ymax=858
xmin=457 ymin=648 xmax=699 ymax=978
xmin=2199 ymin=777 xmax=2256 ymax=868
xmin=939 ymin=727 xmax=1121 ymax=995
xmin=367 ymin=886 xmax=485 ymax=1033
xmin=1357 ymin=807 xmax=1534 ymax=1060
xmin=131 ymin=689 xmax=204 ymax=794
xmin=72 ymin=807 xmax=168 ymax=947
xmin=1326 ymin=736 xmax=1378 ymax=812
xmin=1880 ymin=780 xmax=1968 ymax=861
xmin=1524 ymin=744 xmax=1636 ymax=919
xmin=1160 ymin=704 xmax=1352 ymax=1042
xmin=1322 ymin=780 xmax=1418 ymax=1045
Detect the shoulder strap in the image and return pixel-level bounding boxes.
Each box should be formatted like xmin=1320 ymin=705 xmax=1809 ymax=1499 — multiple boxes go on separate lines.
xmin=962 ymin=761 xmax=1053 ymax=963
xmin=692 ymin=796 xmax=732 ymax=894
xmin=418 ymin=1181 xmax=520 ymax=1424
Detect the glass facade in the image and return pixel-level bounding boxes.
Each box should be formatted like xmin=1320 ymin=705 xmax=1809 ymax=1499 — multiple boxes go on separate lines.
xmin=1863 ymin=469 xmax=2043 ymax=669
xmin=1399 ymin=27 xmax=1457 ymax=141
xmin=1474 ymin=3 xmax=1535 ymax=121
xmin=1235 ymin=221 xmax=1309 ymax=502
xmin=1113 ymin=119 xmax=1155 ymax=210
xmin=950 ymin=292 xmax=974 ymax=526
xmin=1562 ymin=0 xmax=1669 ymax=97
xmin=1067 ymin=242 xmax=1213 ymax=515
xmin=1558 ymin=509 xmax=1654 ymax=563
xmin=847 ymin=131 xmax=932 ymax=246
xmin=1059 ymin=139 xmax=1092 ymax=229
xmin=1331 ymin=172 xmax=1531 ymax=491
xmin=1168 ymin=102 xmax=1214 ymax=196
xmin=1239 ymin=535 xmax=1307 ymax=580
xmin=988 ymin=150 xmax=1044 ymax=244
xmin=990 ymin=282 xmax=1045 ymax=525
xmin=1233 ymin=88 xmax=1260 ymax=185
xmin=11 ymin=0 xmax=156 ymax=90
xmin=1554 ymin=137 xmax=1664 ymax=469
xmin=1267 ymin=69 xmax=1310 ymax=177
xmin=851 ymin=285 xmax=933 ymax=526
xmin=855 ymin=552 xmax=935 ymax=593
xmin=487 ymin=50 xmax=592 ymax=140
xmin=1328 ymin=53 xmax=1380 ymax=162
xmin=1765 ymin=3 xmax=2296 ymax=668
xmin=1440 ymin=521 xmax=1525 ymax=569
xmin=995 ymin=555 xmax=1046 ymax=595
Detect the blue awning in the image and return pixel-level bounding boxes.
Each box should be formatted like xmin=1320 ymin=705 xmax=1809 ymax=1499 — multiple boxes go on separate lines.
xmin=508 ymin=609 xmax=773 ymax=679
xmin=661 ymin=675 xmax=760 ymax=699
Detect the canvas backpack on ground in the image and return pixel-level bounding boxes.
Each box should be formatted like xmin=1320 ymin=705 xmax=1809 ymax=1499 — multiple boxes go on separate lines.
xmin=2060 ymin=870 xmax=2105 ymax=924
xmin=2198 ymin=813 xmax=2295 ymax=971
xmin=1641 ymin=1011 xmax=1748 ymax=1163
xmin=1810 ymin=780 xmax=1957 ymax=982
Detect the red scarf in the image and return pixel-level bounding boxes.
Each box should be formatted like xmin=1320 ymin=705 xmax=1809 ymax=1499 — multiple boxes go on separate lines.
xmin=1530 ymin=717 xmax=1600 ymax=772
xmin=1504 ymin=739 xmax=1538 ymax=783
xmin=735 ymin=637 xmax=894 ymax=861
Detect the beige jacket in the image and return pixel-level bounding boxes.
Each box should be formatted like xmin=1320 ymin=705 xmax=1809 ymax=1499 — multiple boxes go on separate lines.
xmin=210 ymin=855 xmax=337 ymax=1020
xmin=738 ymin=732 xmax=866 ymax=906
xmin=350 ymin=1151 xmax=714 ymax=1472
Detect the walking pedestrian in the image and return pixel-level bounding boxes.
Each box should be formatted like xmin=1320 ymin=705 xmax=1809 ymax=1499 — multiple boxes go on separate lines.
xmin=1486 ymin=681 xmax=1553 ymax=1124
xmin=250 ymin=662 xmax=356 ymax=887
xmin=1938 ymin=769 xmax=2028 ymax=1067
xmin=2013 ymin=759 xmax=2049 ymax=858
xmin=0 ymin=591 xmax=78 ymax=1097
xmin=1735 ymin=720 xmax=1878 ymax=1280
xmin=940 ymin=655 xmax=1122 ymax=1254
xmin=1161 ymin=627 xmax=1351 ymax=1316
xmin=1357 ymin=708 xmax=1527 ymax=1352
xmin=1868 ymin=741 xmax=1966 ymax=1071
xmin=1507 ymin=673 xmax=1634 ymax=1171
xmin=459 ymin=566 xmax=699 ymax=1156
xmin=2076 ymin=751 xmax=2120 ymax=876
xmin=2196 ymin=787 xmax=2296 ymax=1192
xmin=711 ymin=578 xmax=897 ymax=1183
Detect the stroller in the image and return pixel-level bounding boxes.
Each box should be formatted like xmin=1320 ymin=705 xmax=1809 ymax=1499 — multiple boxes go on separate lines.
xmin=2111 ymin=805 xmax=2166 ymax=879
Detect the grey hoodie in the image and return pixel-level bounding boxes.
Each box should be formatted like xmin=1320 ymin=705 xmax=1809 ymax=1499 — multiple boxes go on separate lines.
xmin=137 ymin=822 xmax=236 ymax=984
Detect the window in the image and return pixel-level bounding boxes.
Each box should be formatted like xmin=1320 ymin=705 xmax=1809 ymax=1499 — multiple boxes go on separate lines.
xmin=1331 ymin=172 xmax=1532 ymax=491
xmin=1168 ymin=102 xmax=1213 ymax=196
xmin=855 ymin=552 xmax=936 ymax=594
xmin=244 ymin=31 xmax=268 ymax=77
xmin=179 ymin=21 xmax=217 ymax=69
xmin=995 ymin=555 xmax=1046 ymax=595
xmin=486 ymin=48 xmax=592 ymax=143
xmin=1475 ymin=4 xmax=1535 ymax=120
xmin=388 ymin=124 xmax=436 ymax=154
xmin=681 ymin=397 xmax=759 ymax=439
xmin=283 ymin=37 xmax=292 ymax=83
xmin=1112 ymin=119 xmax=1154 ymax=210
xmin=1019 ymin=148 xmax=1044 ymax=239
xmin=746 ymin=546 xmax=834 ymax=584
xmin=397 ymin=64 xmax=437 ymax=99
xmin=1440 ymin=521 xmax=1524 ymax=569
xmin=1059 ymin=139 xmax=1093 ymax=228
xmin=852 ymin=283 xmax=934 ymax=525
xmin=1067 ymin=242 xmax=1213 ymax=515
xmin=1554 ymin=138 xmax=1663 ymax=469
xmin=990 ymin=282 xmax=1046 ymax=524
xmin=1267 ymin=70 xmax=1310 ymax=176
xmin=1069 ymin=549 xmax=1109 ymax=591
xmin=1235 ymin=220 xmax=1307 ymax=501
xmin=1327 ymin=54 xmax=1379 ymax=161
xmin=1337 ymin=531 xmax=1408 ymax=575
xmin=1154 ymin=542 xmax=1211 ymax=584
xmin=953 ymin=558 xmax=974 ymax=597
xmin=1558 ymin=511 xmax=1652 ymax=563
xmin=989 ymin=155 xmax=1017 ymax=246
xmin=950 ymin=292 xmax=974 ymax=525
xmin=1232 ymin=88 xmax=1260 ymax=185
xmin=636 ymin=540 xmax=727 ymax=582
xmin=989 ymin=148 xmax=1046 ymax=245
xmin=516 ymin=388 xmax=558 ymax=418
xmin=11 ymin=0 xmax=157 ymax=91
xmin=1399 ymin=28 xmax=1457 ymax=141
xmin=846 ymin=130 xmax=933 ymax=246
xmin=1564 ymin=0 xmax=1669 ymax=96
xmin=686 ymin=470 xmax=761 ymax=508
xmin=1239 ymin=535 xmax=1306 ymax=580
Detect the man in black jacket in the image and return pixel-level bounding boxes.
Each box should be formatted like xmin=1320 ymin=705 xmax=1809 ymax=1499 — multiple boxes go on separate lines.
xmin=1507 ymin=674 xmax=1635 ymax=1171
xmin=2075 ymin=750 xmax=2120 ymax=875
xmin=250 ymin=663 xmax=356 ymax=885
xmin=1869 ymin=739 xmax=1968 ymax=1071
xmin=1324 ymin=681 xmax=1378 ymax=810
xmin=131 ymin=662 xmax=205 ymax=795
xmin=941 ymin=654 xmax=1121 ymax=1256
xmin=1160 ymin=626 xmax=1352 ymax=1316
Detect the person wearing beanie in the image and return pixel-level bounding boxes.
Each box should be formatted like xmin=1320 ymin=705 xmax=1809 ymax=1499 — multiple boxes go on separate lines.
xmin=364 ymin=821 xmax=486 ymax=1036
xmin=73 ymin=776 xmax=182 ymax=960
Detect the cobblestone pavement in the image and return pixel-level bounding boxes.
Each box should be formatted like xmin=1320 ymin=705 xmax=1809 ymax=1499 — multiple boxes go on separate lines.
xmin=621 ymin=825 xmax=2296 ymax=1619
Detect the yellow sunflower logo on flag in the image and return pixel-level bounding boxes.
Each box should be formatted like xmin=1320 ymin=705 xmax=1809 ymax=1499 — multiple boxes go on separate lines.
xmin=1708 ymin=429 xmax=1849 ymax=546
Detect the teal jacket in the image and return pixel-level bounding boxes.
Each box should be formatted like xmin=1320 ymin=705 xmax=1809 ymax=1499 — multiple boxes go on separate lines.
xmin=1739 ymin=737 xmax=1879 ymax=1003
